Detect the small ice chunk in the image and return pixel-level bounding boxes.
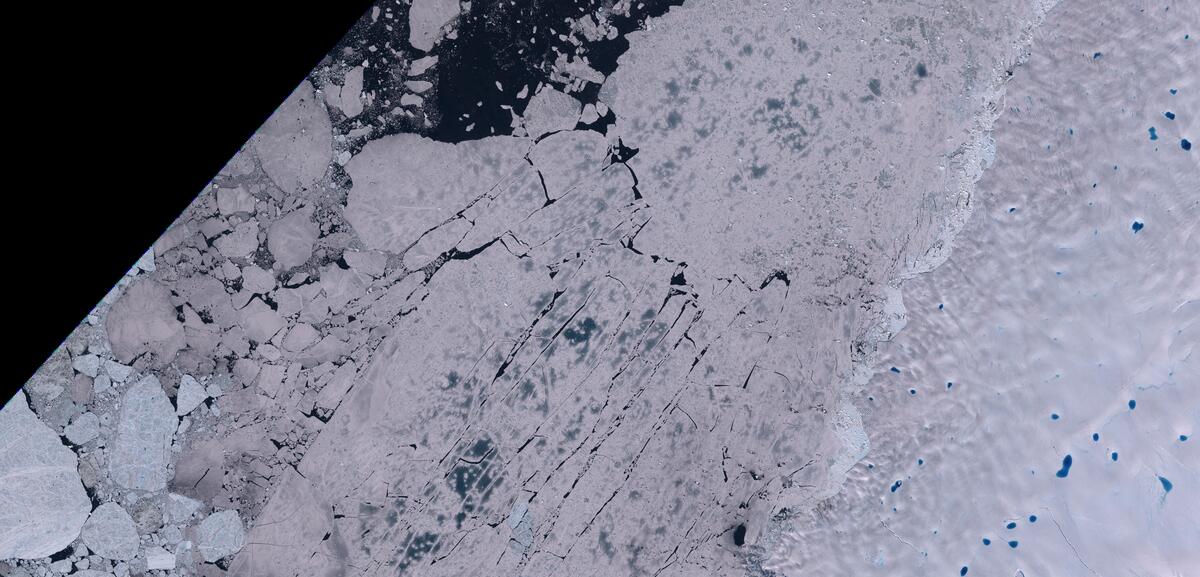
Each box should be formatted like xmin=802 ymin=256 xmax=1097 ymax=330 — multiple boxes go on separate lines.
xmin=580 ymin=103 xmax=600 ymax=124
xmin=282 ymin=323 xmax=320 ymax=353
xmin=214 ymin=220 xmax=261 ymax=258
xmin=343 ymin=250 xmax=387 ymax=278
xmin=196 ymin=510 xmax=247 ymax=562
xmin=240 ymin=298 xmax=287 ymax=344
xmin=507 ymin=501 xmax=529 ymax=529
xmin=164 ymin=493 xmax=203 ymax=524
xmin=216 ymin=186 xmax=257 ymax=215
xmin=339 ymin=66 xmax=366 ymax=118
xmin=507 ymin=502 xmax=534 ymax=554
xmin=81 ymin=503 xmax=139 ymax=561
xmin=409 ymin=55 xmax=438 ymax=76
xmin=144 ymin=546 xmax=176 ymax=570
xmin=241 ymin=265 xmax=276 ymax=294
xmin=93 ymin=374 xmax=113 ymax=395
xmin=267 ymin=207 xmax=319 ymax=270
xmin=405 ymin=80 xmax=433 ymax=93
xmin=175 ymin=375 xmax=208 ymax=416
xmin=206 ymin=380 xmax=225 ymax=398
xmin=104 ymin=360 xmax=133 ymax=383
xmin=523 ymin=86 xmax=582 ymax=139
xmin=64 ymin=412 xmax=101 ymax=445
xmin=72 ymin=353 xmax=101 ymax=378
xmin=132 ymin=247 xmax=156 ymax=273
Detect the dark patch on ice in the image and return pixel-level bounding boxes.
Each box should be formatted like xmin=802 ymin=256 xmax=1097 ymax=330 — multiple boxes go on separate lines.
xmin=733 ymin=523 xmax=747 ymax=546
xmin=564 ymin=317 xmax=599 ymax=345
xmin=398 ymin=531 xmax=439 ymax=570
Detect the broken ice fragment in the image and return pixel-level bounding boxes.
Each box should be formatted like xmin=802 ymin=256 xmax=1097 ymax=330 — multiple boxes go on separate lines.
xmin=132 ymin=247 xmax=156 ymax=273
xmin=109 ymin=375 xmax=177 ymax=491
xmin=239 ymin=298 xmax=286 ymax=343
xmin=267 ymin=207 xmax=319 ymax=270
xmin=214 ymin=220 xmax=260 ymax=258
xmin=0 ymin=391 xmax=92 ymax=559
xmin=523 ymin=86 xmax=582 ymax=138
xmin=240 ymin=264 xmax=275 ymax=294
xmin=280 ymin=322 xmax=318 ymax=353
xmin=64 ymin=411 xmax=101 ymax=445
xmin=104 ymin=279 xmax=185 ymax=365
xmin=72 ymin=353 xmax=101 ymax=377
xmin=328 ymin=66 xmax=364 ymax=118
xmin=176 ymin=374 xmax=208 ymax=416
xmin=104 ymin=359 xmax=133 ymax=383
xmin=408 ymin=0 xmax=461 ymax=51
xmin=253 ymin=80 xmax=332 ymax=195
xmin=507 ymin=501 xmax=529 ymax=529
xmin=144 ymin=545 xmax=176 ymax=570
xmin=80 ymin=502 xmax=139 ymax=561
xmin=164 ymin=493 xmax=203 ymax=524
xmin=410 ymin=55 xmax=438 ymax=76
xmin=343 ymin=250 xmax=387 ymax=278
xmin=215 ymin=186 xmax=257 ymax=215
xmin=407 ymin=80 xmax=434 ymax=94
xmin=196 ymin=509 xmax=247 ymax=562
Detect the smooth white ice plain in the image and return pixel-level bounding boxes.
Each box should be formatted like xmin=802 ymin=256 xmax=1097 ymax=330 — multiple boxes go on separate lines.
xmin=763 ymin=0 xmax=1199 ymax=575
